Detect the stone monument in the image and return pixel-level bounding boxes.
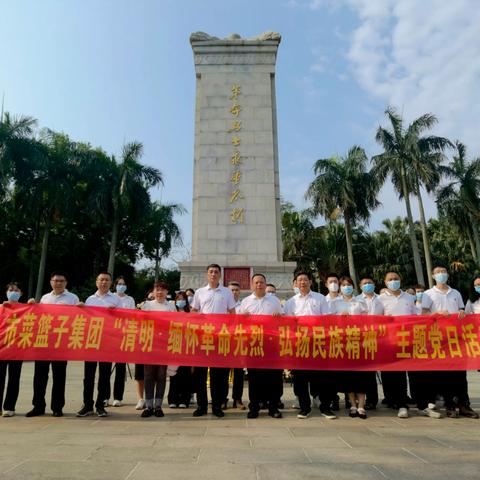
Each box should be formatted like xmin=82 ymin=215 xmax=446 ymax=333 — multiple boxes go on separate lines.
xmin=179 ymin=31 xmax=296 ymax=296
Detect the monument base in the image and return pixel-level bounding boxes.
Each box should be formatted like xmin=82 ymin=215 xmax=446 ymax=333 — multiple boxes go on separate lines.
xmin=179 ymin=261 xmax=297 ymax=298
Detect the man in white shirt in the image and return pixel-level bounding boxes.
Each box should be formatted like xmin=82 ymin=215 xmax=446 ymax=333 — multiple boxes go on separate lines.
xmin=239 ymin=273 xmax=283 ymax=419
xmin=355 ymin=277 xmax=382 ymax=410
xmin=76 ymin=272 xmax=121 ymax=418
xmin=191 ymin=264 xmax=236 ymax=418
xmin=284 ymin=272 xmax=336 ymax=419
xmin=227 ymin=281 xmax=246 ymax=410
xmin=25 ymin=272 xmax=79 ymax=418
xmin=421 ymin=265 xmax=479 ymax=419
xmin=378 ymin=272 xmax=420 ymax=419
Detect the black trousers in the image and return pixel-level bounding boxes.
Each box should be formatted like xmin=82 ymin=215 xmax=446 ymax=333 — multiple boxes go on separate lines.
xmin=83 ymin=361 xmax=112 ymax=410
xmin=193 ymin=366 xmax=229 ymax=411
xmin=232 ymin=368 xmax=244 ymax=401
xmin=168 ymin=366 xmax=193 ymax=406
xmin=112 ymin=363 xmax=126 ymax=401
xmin=248 ymin=369 xmax=283 ymax=412
xmin=441 ymin=370 xmax=470 ymax=408
xmin=365 ymin=372 xmax=379 ymax=406
xmin=380 ymin=371 xmax=408 ymax=409
xmin=408 ymin=371 xmax=439 ymax=410
xmin=293 ymin=370 xmax=312 ymax=412
xmin=0 ymin=360 xmax=22 ymax=411
xmin=32 ymin=360 xmax=67 ymax=412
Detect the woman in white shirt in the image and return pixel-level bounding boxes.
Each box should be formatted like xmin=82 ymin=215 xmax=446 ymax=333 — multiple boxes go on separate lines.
xmin=331 ymin=276 xmax=369 ymax=419
xmin=465 ymin=276 xmax=480 ymax=314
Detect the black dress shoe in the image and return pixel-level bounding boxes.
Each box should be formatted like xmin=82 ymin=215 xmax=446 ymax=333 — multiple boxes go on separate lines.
xmin=212 ymin=408 xmax=225 ymax=418
xmin=26 ymin=408 xmax=45 ymax=417
xmin=52 ymin=410 xmax=63 ymax=417
xmin=247 ymin=410 xmax=259 ymax=419
xmin=193 ymin=408 xmax=207 ymax=417
xmin=268 ymin=409 xmax=282 ymax=419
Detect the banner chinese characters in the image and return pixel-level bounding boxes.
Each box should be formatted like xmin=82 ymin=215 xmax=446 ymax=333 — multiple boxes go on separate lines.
xmin=1 ymin=303 xmax=480 ymax=370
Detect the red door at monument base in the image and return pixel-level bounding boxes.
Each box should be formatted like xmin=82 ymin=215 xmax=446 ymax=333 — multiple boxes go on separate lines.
xmin=223 ymin=267 xmax=251 ymax=290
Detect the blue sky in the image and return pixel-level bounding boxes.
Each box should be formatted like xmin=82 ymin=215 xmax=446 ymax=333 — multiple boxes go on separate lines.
xmin=2 ymin=0 xmax=479 ymax=267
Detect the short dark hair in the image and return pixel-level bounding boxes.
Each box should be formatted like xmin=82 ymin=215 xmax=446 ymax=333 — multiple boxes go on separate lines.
xmin=154 ymin=281 xmax=169 ymax=291
xmin=228 ymin=281 xmax=240 ymax=287
xmin=359 ymin=277 xmax=374 ymax=284
xmin=97 ymin=272 xmax=112 ymax=279
xmin=251 ymin=273 xmax=266 ymax=281
xmin=114 ymin=275 xmax=125 ymax=286
xmin=6 ymin=282 xmax=21 ymax=291
xmin=414 ymin=284 xmax=426 ymax=290
xmin=339 ymin=276 xmax=354 ymax=286
xmin=50 ymin=271 xmax=67 ymax=280
xmin=206 ymin=264 xmax=221 ymax=272
xmin=432 ymin=264 xmax=448 ymax=272
xmin=185 ymin=288 xmax=195 ymax=295
xmin=266 ymin=283 xmax=276 ymax=289
xmin=325 ymin=272 xmax=339 ymax=281
xmin=384 ymin=271 xmax=401 ymax=280
xmin=294 ymin=271 xmax=312 ymax=281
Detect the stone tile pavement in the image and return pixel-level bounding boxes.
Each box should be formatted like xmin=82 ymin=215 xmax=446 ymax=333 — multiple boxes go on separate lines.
xmin=1 ymin=362 xmax=479 ymax=479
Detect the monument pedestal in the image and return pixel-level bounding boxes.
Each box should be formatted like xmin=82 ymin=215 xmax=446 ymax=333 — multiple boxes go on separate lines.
xmin=180 ymin=32 xmax=296 ymax=296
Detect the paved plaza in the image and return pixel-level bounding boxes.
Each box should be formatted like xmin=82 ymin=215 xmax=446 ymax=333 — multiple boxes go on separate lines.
xmin=1 ymin=362 xmax=479 ymax=479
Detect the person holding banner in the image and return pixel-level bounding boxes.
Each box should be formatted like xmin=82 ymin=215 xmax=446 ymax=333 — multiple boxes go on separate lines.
xmin=284 ymin=271 xmax=336 ymax=420
xmin=76 ymin=272 xmax=121 ymax=418
xmin=465 ymin=276 xmax=480 ymax=314
xmin=190 ymin=264 xmax=236 ymax=418
xmin=238 ymin=273 xmax=283 ymax=419
xmin=26 ymin=272 xmax=79 ymax=418
xmin=421 ymin=266 xmax=479 ymax=419
xmin=108 ymin=276 xmax=136 ymax=408
xmin=140 ymin=281 xmax=176 ymax=418
xmin=378 ymin=272 xmax=415 ymax=419
xmin=1 ymin=282 xmax=24 ymax=417
xmin=330 ymin=276 xmax=369 ymax=419
xmin=227 ymin=281 xmax=246 ymax=410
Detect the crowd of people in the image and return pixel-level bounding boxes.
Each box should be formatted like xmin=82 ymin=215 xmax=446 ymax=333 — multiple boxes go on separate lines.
xmin=1 ymin=263 xmax=480 ymax=421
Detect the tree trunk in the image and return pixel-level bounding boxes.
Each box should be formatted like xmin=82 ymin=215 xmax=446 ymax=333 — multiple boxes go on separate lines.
xmin=469 ymin=213 xmax=480 ymax=267
xmin=107 ymin=205 xmax=120 ymax=276
xmin=34 ymin=217 xmax=50 ymax=301
xmin=343 ymin=214 xmax=358 ymax=289
xmin=400 ymin=165 xmax=425 ymax=285
xmin=465 ymin=226 xmax=477 ymax=261
xmin=154 ymin=244 xmax=161 ymax=282
xmin=415 ymin=181 xmax=433 ymax=287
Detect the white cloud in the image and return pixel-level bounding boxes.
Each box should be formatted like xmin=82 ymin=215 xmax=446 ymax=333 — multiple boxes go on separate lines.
xmin=345 ymin=0 xmax=480 ymax=152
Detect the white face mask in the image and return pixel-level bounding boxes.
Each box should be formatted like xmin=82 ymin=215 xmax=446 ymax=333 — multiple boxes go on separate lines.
xmin=327 ymin=282 xmax=339 ymax=293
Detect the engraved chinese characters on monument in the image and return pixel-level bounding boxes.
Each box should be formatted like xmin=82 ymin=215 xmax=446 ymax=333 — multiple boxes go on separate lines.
xmin=179 ymin=32 xmax=296 ymax=295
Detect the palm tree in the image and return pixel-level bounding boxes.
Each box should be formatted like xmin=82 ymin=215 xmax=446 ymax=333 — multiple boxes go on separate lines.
xmin=106 ymin=142 xmax=163 ymax=276
xmin=436 ymin=141 xmax=480 ymax=267
xmin=306 ymin=146 xmax=380 ymax=287
xmin=143 ymin=202 xmax=186 ymax=281
xmin=373 ymin=106 xmax=445 ymax=286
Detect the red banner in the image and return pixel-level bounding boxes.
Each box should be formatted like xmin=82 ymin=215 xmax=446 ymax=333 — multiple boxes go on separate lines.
xmin=1 ymin=303 xmax=480 ymax=370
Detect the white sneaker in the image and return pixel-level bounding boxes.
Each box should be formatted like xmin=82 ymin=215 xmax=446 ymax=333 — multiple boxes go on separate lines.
xmin=2 ymin=410 xmax=14 ymax=417
xmin=420 ymin=408 xmax=442 ymax=419
xmin=397 ymin=408 xmax=409 ymax=418
xmin=169 ymin=403 xmax=177 ymax=408
xmin=427 ymin=403 xmax=437 ymax=410
xmin=112 ymin=400 xmax=122 ymax=407
xmin=178 ymin=404 xmax=187 ymax=409
xmin=135 ymin=399 xmax=146 ymax=410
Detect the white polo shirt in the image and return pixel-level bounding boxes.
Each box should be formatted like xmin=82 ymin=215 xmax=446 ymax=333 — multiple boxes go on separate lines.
xmin=356 ymin=293 xmax=384 ymax=315
xmin=142 ymin=299 xmax=176 ymax=312
xmin=284 ymin=290 xmax=329 ymax=316
xmin=85 ymin=291 xmax=122 ymax=308
xmin=421 ymin=286 xmax=465 ymax=313
xmin=114 ymin=294 xmax=136 ymax=309
xmin=192 ymin=284 xmax=236 ymax=314
xmin=466 ymin=299 xmax=480 ymax=314
xmin=238 ymin=293 xmax=283 ymax=315
xmin=330 ymin=296 xmax=367 ymax=315
xmin=40 ymin=289 xmax=79 ymax=305
xmin=378 ymin=290 xmax=416 ymax=316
